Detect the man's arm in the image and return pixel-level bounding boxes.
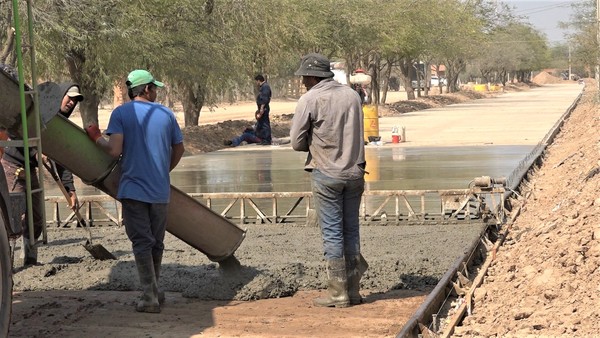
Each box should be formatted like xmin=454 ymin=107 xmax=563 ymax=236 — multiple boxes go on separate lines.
xmin=257 ymin=84 xmax=271 ymax=117
xmin=98 ymin=134 xmax=123 ymax=159
xmin=170 ymin=142 xmax=185 ymax=171
xmin=56 ymin=164 xmax=79 ymax=209
xmin=85 ymin=124 xmax=123 ymax=159
xmin=290 ymin=103 xmax=310 ymax=152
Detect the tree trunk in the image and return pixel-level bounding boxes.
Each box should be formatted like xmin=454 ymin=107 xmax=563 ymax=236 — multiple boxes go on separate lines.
xmin=0 ymin=25 xmax=15 ymax=64
xmin=113 ymin=81 xmax=127 ymax=108
xmin=181 ymin=82 xmax=204 ymax=127
xmin=368 ymin=55 xmax=380 ymax=105
xmin=398 ymin=59 xmax=415 ymax=100
xmin=499 ymin=69 xmax=507 ymax=86
xmin=65 ymin=49 xmax=103 ymax=127
xmin=380 ymin=61 xmax=392 ymax=104
xmin=445 ymin=59 xmax=465 ymax=93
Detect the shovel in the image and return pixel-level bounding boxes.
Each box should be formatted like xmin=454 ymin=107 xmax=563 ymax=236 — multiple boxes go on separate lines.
xmin=42 ymin=159 xmax=116 ymax=260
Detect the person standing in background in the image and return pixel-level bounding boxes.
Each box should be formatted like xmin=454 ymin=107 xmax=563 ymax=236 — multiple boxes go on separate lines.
xmin=290 ymin=53 xmax=368 ymax=308
xmin=254 ymin=74 xmax=272 ymax=145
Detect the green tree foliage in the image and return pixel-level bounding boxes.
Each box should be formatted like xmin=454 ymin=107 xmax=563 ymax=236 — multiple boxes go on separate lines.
xmin=563 ymin=0 xmax=597 ymax=78
xmin=473 ymin=23 xmax=549 ymax=84
xmin=1 ymin=0 xmax=573 ymax=126
xmin=0 ymin=0 xmax=16 ymax=65
xmin=30 ymin=0 xmax=150 ymax=125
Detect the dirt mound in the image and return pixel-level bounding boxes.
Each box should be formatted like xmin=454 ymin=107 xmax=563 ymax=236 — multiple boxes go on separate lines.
xmin=533 ymin=71 xmax=562 ymax=85
xmin=181 ymin=114 xmax=293 ymax=154
xmin=454 ymin=79 xmax=600 ymax=336
xmin=383 ymin=91 xmax=491 ymax=116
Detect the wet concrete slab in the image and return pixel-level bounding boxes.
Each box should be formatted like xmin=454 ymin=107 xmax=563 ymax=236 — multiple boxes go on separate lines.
xmin=54 ymin=83 xmax=582 ymax=198
xmin=171 ymin=145 xmax=533 ymax=193
xmin=166 ymin=83 xmax=584 ymax=195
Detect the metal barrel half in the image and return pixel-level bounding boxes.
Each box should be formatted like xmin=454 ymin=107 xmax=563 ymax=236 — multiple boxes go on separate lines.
xmin=41 ymin=96 xmax=246 ymax=262
xmin=0 ymin=68 xmax=33 ymax=134
xmin=0 ymin=76 xmax=246 ymax=261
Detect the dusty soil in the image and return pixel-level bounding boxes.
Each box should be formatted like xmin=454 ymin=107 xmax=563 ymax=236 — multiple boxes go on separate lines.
xmin=452 ymin=80 xmax=600 ymax=337
xmin=11 ymin=77 xmax=596 ymax=337
xmin=10 ymin=223 xmax=483 ymax=337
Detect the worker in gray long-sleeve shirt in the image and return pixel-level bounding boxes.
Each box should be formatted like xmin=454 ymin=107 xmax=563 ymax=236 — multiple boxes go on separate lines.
xmin=290 ymin=53 xmax=368 ymax=308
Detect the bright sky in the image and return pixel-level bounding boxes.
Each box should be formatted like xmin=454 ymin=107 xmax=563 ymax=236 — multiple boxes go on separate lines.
xmin=502 ymin=0 xmax=579 ymax=44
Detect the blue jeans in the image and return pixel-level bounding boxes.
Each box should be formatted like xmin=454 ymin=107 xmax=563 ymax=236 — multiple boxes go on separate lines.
xmin=121 ymin=199 xmax=168 ymax=256
xmin=311 ymin=169 xmax=365 ymax=259
xmin=232 ymin=131 xmax=261 ymax=146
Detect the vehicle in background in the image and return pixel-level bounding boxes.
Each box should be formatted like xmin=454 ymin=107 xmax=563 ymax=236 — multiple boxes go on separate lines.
xmin=430 ymin=76 xmax=447 ymax=87
xmin=411 ymin=79 xmax=427 ymax=89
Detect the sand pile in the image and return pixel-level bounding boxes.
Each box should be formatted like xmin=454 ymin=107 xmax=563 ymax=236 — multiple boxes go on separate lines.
xmin=533 ymin=71 xmax=562 ymax=84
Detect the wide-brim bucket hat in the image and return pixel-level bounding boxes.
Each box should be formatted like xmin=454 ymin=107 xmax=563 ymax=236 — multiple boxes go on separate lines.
xmin=294 ymin=53 xmax=334 ymax=78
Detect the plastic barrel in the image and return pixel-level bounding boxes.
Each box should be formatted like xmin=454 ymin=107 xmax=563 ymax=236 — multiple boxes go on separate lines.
xmin=363 ymin=105 xmax=379 ymax=141
xmin=473 ymin=84 xmax=487 ymax=92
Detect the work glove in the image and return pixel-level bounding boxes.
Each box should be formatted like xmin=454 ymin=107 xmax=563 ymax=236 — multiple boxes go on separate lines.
xmin=85 ymin=124 xmax=102 ymax=142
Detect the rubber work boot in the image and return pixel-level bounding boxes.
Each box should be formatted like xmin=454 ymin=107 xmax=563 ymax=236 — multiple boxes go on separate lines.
xmin=152 ymin=252 xmax=165 ymax=305
xmin=21 ymin=237 xmax=38 ymax=266
xmin=313 ymin=258 xmax=350 ymax=308
xmin=134 ymin=254 xmax=161 ymax=313
xmin=346 ymin=254 xmax=369 ymax=305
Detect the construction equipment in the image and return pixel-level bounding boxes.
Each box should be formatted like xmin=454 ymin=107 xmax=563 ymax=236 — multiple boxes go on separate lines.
xmin=42 ymin=159 xmax=116 ymax=260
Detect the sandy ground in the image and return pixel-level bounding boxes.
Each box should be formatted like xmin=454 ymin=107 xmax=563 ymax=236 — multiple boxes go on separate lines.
xmin=9 ymin=79 xmax=595 ymax=337
xmin=451 ymin=81 xmax=600 ymax=337
xmin=10 ymin=224 xmax=482 ymax=337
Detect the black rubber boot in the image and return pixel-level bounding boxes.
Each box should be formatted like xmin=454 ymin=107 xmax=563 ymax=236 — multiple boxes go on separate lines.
xmin=346 ymin=254 xmax=368 ymax=305
xmin=152 ymin=252 xmax=165 ymax=305
xmin=313 ymin=258 xmax=350 ymax=308
xmin=134 ymin=254 xmax=160 ymax=313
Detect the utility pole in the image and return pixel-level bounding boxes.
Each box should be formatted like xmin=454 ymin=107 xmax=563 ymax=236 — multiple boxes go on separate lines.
xmin=568 ymin=44 xmax=572 ymax=81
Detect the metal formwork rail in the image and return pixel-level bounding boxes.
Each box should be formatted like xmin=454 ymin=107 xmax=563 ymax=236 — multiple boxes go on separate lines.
xmin=45 ymin=183 xmax=506 ymax=228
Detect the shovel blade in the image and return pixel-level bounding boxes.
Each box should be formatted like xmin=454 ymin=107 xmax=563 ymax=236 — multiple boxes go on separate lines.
xmin=83 ymin=241 xmax=117 ymax=260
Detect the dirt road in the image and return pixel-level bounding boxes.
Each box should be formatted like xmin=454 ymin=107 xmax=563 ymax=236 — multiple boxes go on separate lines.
xmin=90 ymin=91 xmax=410 ymax=130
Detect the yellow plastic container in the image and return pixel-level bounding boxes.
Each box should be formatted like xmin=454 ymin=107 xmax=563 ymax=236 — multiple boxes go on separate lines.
xmin=363 ymin=105 xmax=379 ymax=141
xmin=473 ymin=84 xmax=487 ymax=92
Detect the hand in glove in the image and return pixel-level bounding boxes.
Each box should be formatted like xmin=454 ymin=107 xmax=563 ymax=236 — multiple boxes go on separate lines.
xmin=85 ymin=124 xmax=102 ymax=142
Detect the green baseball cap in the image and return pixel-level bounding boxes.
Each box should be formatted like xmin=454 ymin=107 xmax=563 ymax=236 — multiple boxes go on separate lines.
xmin=126 ymin=69 xmax=164 ymax=88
